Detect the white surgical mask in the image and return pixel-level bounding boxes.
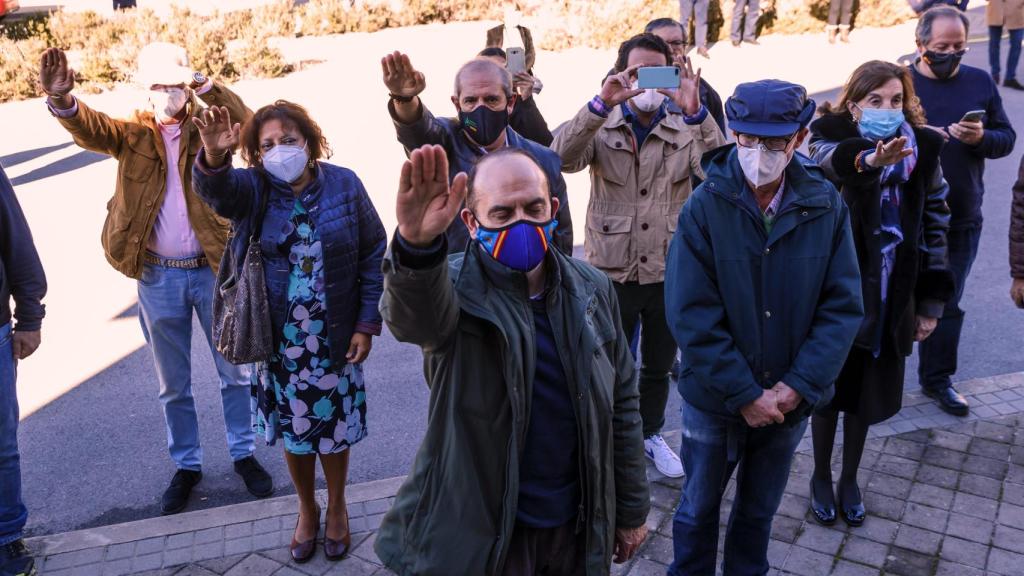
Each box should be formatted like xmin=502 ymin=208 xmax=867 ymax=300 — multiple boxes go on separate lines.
xmin=262 ymin=144 xmax=309 ymax=183
xmin=150 ymin=87 xmax=188 ymax=120
xmin=738 ymin=146 xmax=789 ymax=188
xmin=630 ymin=81 xmax=666 ymax=113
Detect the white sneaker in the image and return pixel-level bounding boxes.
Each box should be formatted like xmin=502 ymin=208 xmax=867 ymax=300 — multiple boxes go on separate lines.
xmin=644 ymin=434 xmax=684 ymax=478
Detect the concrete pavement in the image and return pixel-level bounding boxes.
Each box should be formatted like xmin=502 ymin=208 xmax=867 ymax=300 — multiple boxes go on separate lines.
xmin=6 ymin=4 xmax=1024 ymax=539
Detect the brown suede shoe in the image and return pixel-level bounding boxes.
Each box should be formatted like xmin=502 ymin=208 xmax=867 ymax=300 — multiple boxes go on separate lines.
xmin=290 ymin=504 xmax=320 ymax=564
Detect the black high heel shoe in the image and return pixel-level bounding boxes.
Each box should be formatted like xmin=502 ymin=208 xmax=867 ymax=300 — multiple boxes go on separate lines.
xmin=809 ymin=478 xmax=837 ymax=526
xmin=838 ymin=482 xmax=866 ymax=527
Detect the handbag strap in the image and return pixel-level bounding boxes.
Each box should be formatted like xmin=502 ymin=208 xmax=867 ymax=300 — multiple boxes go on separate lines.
xmin=249 ymin=187 xmax=271 ymax=243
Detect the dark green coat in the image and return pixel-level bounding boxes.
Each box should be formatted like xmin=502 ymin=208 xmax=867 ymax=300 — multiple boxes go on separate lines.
xmin=375 ymin=239 xmax=650 ymax=576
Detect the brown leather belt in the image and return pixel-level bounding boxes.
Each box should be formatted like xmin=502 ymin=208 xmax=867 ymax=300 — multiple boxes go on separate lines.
xmin=144 ymin=253 xmax=208 ymax=270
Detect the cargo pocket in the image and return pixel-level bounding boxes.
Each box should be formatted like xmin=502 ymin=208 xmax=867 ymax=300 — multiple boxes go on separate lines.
xmin=586 ymin=212 xmax=632 ymax=271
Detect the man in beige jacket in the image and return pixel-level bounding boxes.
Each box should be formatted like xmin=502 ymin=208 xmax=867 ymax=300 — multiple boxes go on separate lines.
xmin=552 ymin=33 xmax=725 ymax=478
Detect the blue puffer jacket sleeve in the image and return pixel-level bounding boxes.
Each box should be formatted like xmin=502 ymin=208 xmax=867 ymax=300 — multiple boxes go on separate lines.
xmin=666 ymin=197 xmax=763 ymax=414
xmin=779 ymin=201 xmax=863 ymax=407
xmin=192 ymin=150 xmax=258 ymax=223
xmin=352 ymin=177 xmax=387 ymax=336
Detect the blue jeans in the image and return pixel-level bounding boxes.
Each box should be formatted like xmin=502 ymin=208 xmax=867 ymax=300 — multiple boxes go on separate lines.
xmin=990 ymin=26 xmax=1024 ymax=81
xmin=0 ymin=323 xmax=26 ymax=545
xmin=137 ymin=263 xmax=254 ymax=471
xmin=917 ymin=226 xmax=982 ymax=392
xmin=670 ymin=403 xmax=807 ymax=576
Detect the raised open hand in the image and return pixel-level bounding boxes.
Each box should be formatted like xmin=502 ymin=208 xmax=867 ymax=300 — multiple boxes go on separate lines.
xmin=397 ymin=145 xmax=467 ymax=247
xmin=39 ymin=48 xmax=75 ymax=98
xmin=599 ymin=64 xmax=643 ymax=108
xmin=659 ymin=57 xmax=702 ymax=116
xmin=382 ymin=51 xmax=426 ymax=99
xmin=193 ymin=106 xmax=240 ymax=158
xmin=865 ymin=136 xmax=913 ymax=168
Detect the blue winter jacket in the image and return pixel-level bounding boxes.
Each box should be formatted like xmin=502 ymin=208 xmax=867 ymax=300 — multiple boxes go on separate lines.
xmin=193 ymin=156 xmax=387 ymax=368
xmin=665 ymin=145 xmax=864 ymax=419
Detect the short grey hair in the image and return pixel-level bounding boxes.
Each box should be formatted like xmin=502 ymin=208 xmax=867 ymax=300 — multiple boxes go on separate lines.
xmin=453 ymin=58 xmax=514 ymax=99
xmin=916 ymin=5 xmax=970 ymax=46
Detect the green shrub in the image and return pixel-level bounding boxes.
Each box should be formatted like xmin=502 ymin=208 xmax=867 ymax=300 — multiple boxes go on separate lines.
xmin=0 ymin=0 xmax=920 ymax=103
xmin=0 ymin=36 xmax=45 ymax=102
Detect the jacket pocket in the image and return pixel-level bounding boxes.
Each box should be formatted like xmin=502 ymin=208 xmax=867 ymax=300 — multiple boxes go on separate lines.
xmin=596 ymin=136 xmax=634 ymax=187
xmin=663 ymin=140 xmax=693 ymax=185
xmin=586 ymin=212 xmax=632 ymax=271
xmin=122 ymin=132 xmax=159 ymax=183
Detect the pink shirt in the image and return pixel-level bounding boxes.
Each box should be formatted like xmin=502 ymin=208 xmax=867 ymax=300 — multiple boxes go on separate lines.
xmin=48 ymin=81 xmax=214 ymax=259
xmin=148 ymin=121 xmax=202 ymax=258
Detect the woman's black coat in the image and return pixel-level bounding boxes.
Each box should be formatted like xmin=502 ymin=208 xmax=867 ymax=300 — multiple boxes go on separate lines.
xmin=809 ymin=114 xmax=955 ymax=357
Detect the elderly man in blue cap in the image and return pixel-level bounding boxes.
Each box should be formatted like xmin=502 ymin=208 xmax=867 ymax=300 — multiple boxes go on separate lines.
xmin=664 ymin=80 xmax=863 ymax=575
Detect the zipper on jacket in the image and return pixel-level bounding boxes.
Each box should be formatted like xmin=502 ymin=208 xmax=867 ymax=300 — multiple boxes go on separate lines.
xmin=495 ymin=299 xmax=529 ymax=575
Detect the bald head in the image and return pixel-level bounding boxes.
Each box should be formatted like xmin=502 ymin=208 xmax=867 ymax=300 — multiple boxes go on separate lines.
xmin=453 ymin=58 xmax=514 ymax=100
xmin=462 ymin=149 xmax=556 ymax=232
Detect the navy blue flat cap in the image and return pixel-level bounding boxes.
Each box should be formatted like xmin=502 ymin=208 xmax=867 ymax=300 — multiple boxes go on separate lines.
xmin=726 ymin=80 xmax=817 ymax=137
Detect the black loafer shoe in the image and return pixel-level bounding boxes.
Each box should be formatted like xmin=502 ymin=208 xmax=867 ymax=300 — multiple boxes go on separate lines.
xmin=1005 ymin=78 xmax=1024 ymax=91
xmin=839 ymin=497 xmax=866 ymax=527
xmin=923 ymin=386 xmax=969 ymax=416
xmin=809 ymin=479 xmax=837 ymax=526
xmin=0 ymin=540 xmax=36 ymax=576
xmin=161 ymin=469 xmax=202 ymax=515
xmin=234 ymin=456 xmax=274 ymax=498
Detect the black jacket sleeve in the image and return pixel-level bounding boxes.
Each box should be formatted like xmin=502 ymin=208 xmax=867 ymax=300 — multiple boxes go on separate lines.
xmin=700 ymin=80 xmax=727 ymax=135
xmin=510 ymin=97 xmax=554 ymax=147
xmin=0 ymin=166 xmax=47 ymax=332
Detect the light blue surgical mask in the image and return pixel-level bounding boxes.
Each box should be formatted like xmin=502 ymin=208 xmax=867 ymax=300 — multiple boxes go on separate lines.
xmin=855 ymin=105 xmax=905 ymax=142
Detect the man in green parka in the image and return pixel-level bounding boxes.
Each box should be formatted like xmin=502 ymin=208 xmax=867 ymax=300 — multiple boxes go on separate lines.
xmin=375 ymin=144 xmax=650 ymax=575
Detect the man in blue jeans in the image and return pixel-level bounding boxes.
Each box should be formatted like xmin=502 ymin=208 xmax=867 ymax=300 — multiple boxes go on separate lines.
xmin=39 ymin=43 xmax=273 ymax=515
xmin=911 ymin=6 xmax=1017 ymax=415
xmin=0 ymin=165 xmax=47 ymax=576
xmin=665 ymin=80 xmax=862 ymax=575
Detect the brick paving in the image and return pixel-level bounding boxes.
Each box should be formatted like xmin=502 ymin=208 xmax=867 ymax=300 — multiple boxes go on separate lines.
xmin=27 ymin=372 xmax=1024 ymax=575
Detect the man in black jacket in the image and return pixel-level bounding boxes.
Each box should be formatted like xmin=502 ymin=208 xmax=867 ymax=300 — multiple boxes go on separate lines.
xmin=478 ymin=47 xmax=554 ymax=147
xmin=381 ymin=52 xmax=573 ymax=254
xmin=0 ymin=164 xmax=46 ymax=576
xmin=911 ymin=6 xmax=1016 ymax=415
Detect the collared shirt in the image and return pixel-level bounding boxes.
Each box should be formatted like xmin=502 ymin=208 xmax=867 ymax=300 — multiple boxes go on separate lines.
xmin=46 ymin=81 xmax=214 ymax=258
xmin=620 ymin=102 xmax=668 ymax=149
xmin=759 ymin=175 xmax=786 ymax=233
xmin=149 ymin=120 xmax=202 ymax=258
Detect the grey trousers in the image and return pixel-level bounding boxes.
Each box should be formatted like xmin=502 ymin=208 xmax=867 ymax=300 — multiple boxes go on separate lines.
xmin=679 ymin=0 xmax=710 ymax=48
xmin=731 ymin=0 xmax=761 ymax=42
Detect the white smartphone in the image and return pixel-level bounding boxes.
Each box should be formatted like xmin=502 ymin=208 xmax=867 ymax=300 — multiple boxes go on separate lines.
xmin=506 ymin=47 xmax=526 ymax=75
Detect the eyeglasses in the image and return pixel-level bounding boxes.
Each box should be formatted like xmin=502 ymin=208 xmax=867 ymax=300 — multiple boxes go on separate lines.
xmin=666 ymin=40 xmax=686 ymax=47
xmin=735 ymin=133 xmax=796 ymax=152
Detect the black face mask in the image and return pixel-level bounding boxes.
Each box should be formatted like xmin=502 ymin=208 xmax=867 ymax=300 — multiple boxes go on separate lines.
xmin=922 ymin=50 xmax=965 ymax=80
xmin=458 ymin=104 xmax=509 ymax=147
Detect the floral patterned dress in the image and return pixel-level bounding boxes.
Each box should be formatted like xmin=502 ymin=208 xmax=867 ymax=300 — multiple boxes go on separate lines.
xmin=253 ymin=198 xmax=367 ymax=455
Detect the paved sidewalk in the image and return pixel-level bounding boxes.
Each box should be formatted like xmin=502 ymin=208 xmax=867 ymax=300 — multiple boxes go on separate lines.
xmin=28 ymin=371 xmax=1024 ymax=575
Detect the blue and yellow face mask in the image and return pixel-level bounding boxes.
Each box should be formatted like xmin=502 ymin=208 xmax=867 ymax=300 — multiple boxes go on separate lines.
xmin=474 ymin=218 xmax=558 ymax=272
